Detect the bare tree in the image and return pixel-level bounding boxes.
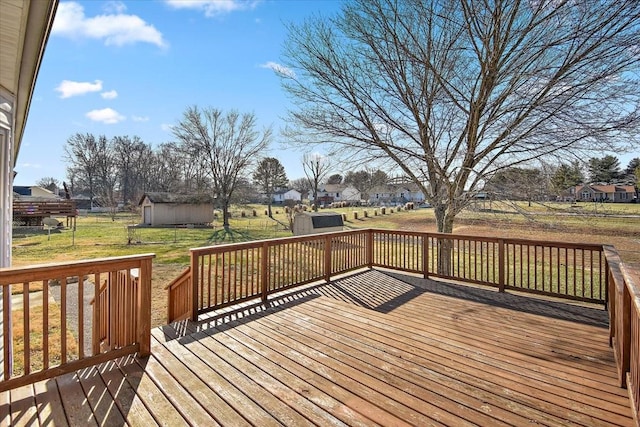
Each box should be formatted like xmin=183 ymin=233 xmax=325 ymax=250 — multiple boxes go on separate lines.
xmin=344 ymin=169 xmax=388 ymax=202
xmin=290 ymin=177 xmax=312 ymax=200
xmin=253 ymin=157 xmax=289 ymax=217
xmin=280 ymin=0 xmax=640 ymax=234
xmin=94 ymin=136 xmax=120 ymax=219
xmin=326 ymin=174 xmax=343 ymax=184
xmin=484 ymin=167 xmax=548 ymax=206
xmin=144 ymin=142 xmax=187 ymax=193
xmin=64 ymin=133 xmax=107 ymax=209
xmin=36 ymin=177 xmax=60 ymax=194
xmin=172 ymin=106 xmax=271 ymax=228
xmin=302 ymin=153 xmax=331 ymax=211
xmin=113 ymin=136 xmax=151 ymax=206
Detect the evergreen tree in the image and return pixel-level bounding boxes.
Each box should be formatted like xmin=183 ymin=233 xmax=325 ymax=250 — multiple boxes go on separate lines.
xmin=588 ymin=156 xmax=621 ymax=183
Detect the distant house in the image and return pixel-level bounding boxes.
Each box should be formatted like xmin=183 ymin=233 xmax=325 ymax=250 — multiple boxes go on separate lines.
xmin=316 ymin=184 xmax=361 ymax=205
xmin=368 ymin=186 xmax=395 ymax=205
xmin=573 ymin=184 xmax=636 ymax=203
xmin=391 ymin=183 xmax=426 ymax=203
xmin=13 ymin=185 xmax=59 ymax=199
xmin=368 ymin=183 xmax=426 ymax=205
xmin=139 ymin=192 xmax=214 ymax=226
xmin=273 ymin=189 xmax=302 ymax=204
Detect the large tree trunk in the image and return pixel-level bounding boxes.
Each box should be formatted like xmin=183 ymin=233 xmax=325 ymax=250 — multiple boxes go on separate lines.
xmin=222 ymin=200 xmax=231 ymax=229
xmin=434 ymin=204 xmax=455 ymax=276
xmin=267 ymin=203 xmax=273 ymax=218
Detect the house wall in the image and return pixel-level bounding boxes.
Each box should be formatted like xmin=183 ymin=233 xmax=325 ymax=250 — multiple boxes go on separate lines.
xmin=29 ymin=187 xmax=57 ymax=198
xmin=341 ymin=187 xmax=361 ymax=202
xmin=577 ymin=189 xmax=634 ymax=203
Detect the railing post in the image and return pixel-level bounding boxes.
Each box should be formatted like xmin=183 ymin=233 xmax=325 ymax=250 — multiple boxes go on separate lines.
xmin=423 ymin=234 xmax=429 ymax=279
xmin=3 ymin=285 xmax=11 ymax=380
xmin=325 ymin=235 xmax=332 ymax=283
xmin=498 ymin=239 xmax=505 ymax=292
xmin=620 ymin=285 xmax=631 ymax=388
xmin=366 ymin=230 xmax=373 ymax=269
xmin=92 ymin=277 xmax=100 ymax=355
xmin=261 ymin=242 xmax=269 ymax=302
xmin=190 ymin=250 xmax=199 ymax=322
xmin=137 ymin=258 xmax=152 ymax=357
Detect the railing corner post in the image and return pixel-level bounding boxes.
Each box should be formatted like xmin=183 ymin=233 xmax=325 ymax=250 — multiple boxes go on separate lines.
xmin=138 ymin=257 xmax=152 ymax=357
xmin=190 ymin=250 xmax=199 ymax=322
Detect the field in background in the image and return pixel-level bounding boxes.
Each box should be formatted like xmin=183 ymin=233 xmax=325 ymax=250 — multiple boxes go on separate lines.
xmin=11 ymin=201 xmax=640 ymax=327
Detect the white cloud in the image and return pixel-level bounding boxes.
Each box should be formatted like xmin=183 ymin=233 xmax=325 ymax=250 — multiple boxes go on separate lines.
xmin=101 ymin=90 xmax=118 ymax=99
xmin=56 ymin=79 xmax=103 ymax=98
xmin=161 ymin=123 xmax=173 ymax=132
xmin=103 ymin=1 xmax=127 ymax=14
xmin=260 ymin=61 xmax=296 ymax=78
xmin=17 ymin=163 xmax=41 ymax=169
xmin=132 ymin=115 xmax=149 ymax=122
xmin=165 ymin=0 xmax=262 ymax=17
xmin=52 ymin=2 xmax=167 ymax=48
xmin=86 ymin=108 xmax=126 ymax=124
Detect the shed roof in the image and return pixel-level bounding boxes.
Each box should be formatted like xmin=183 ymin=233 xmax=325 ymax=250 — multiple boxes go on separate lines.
xmin=298 ymin=212 xmax=344 ymax=228
xmin=140 ymin=192 xmax=214 ymax=205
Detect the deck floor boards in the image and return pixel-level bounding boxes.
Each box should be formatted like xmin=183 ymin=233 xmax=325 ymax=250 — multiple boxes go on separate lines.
xmin=0 ymin=269 xmax=634 ymax=426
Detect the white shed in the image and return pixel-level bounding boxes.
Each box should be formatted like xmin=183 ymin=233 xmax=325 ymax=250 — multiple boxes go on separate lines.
xmin=139 ymin=193 xmax=214 ymax=226
xmin=293 ymin=212 xmax=344 ymax=236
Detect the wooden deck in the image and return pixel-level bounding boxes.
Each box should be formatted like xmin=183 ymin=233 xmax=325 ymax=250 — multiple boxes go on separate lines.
xmin=1 ymin=269 xmax=634 ymax=426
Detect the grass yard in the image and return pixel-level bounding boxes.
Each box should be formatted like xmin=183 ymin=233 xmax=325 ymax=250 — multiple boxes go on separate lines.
xmin=10 ymin=201 xmax=640 ymax=328
xmin=10 ymin=303 xmax=79 ymax=376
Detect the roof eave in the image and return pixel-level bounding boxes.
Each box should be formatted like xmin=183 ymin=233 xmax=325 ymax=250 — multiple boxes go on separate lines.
xmin=6 ymin=0 xmax=58 ymax=165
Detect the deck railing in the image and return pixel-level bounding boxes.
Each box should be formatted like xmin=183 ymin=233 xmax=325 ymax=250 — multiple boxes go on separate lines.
xmin=170 ymin=228 xmax=639 ymax=423
xmin=604 ymin=246 xmax=640 ymax=423
xmin=185 ymin=230 xmax=370 ymax=317
xmin=173 ymin=229 xmax=608 ymax=324
xmin=0 ymin=254 xmax=154 ymax=392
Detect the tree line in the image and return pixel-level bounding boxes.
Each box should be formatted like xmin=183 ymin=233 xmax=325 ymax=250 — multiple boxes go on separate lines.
xmin=484 ymin=156 xmax=639 ymax=203
xmin=57 ymin=106 xmax=397 ymax=224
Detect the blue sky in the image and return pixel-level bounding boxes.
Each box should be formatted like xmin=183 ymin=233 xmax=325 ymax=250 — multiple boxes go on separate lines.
xmin=16 ymin=0 xmax=343 ymax=186
xmin=15 ymin=0 xmax=638 ymax=187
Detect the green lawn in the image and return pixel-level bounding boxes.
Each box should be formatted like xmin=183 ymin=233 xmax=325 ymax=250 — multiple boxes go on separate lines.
xmin=11 ymin=202 xmax=639 ymax=327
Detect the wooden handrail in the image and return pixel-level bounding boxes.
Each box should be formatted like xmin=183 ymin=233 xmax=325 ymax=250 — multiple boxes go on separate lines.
xmin=604 ymin=246 xmax=640 ymax=424
xmin=175 ymin=227 xmax=640 ymax=421
xmin=0 ymin=254 xmax=154 ymax=392
xmin=181 ymin=229 xmax=609 ymax=319
xmin=166 ymin=267 xmax=192 ymax=323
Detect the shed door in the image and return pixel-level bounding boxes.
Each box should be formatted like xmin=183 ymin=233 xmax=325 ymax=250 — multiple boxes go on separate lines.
xmin=143 ymin=206 xmax=151 ymax=224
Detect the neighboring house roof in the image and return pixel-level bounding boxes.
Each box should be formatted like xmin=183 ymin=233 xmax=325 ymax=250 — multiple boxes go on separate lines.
xmin=319 ymin=184 xmax=344 ymax=193
xmin=13 ymin=186 xmax=60 ymax=200
xmin=139 ymin=192 xmax=214 ymax=205
xmin=13 ymin=186 xmax=32 ymax=196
